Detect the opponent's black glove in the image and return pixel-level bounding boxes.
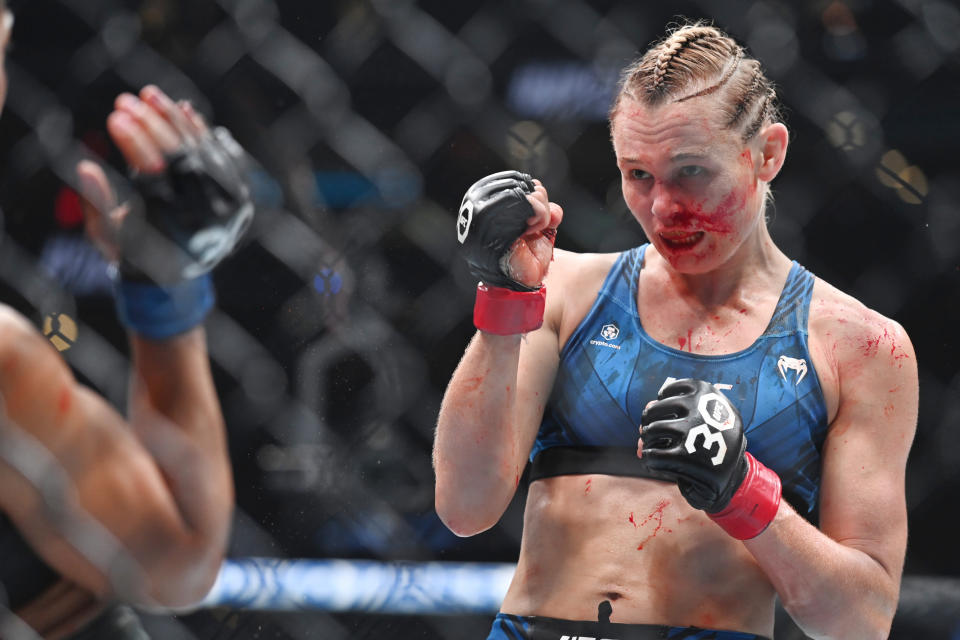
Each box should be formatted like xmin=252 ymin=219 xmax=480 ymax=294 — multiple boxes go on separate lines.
xmin=456 ymin=170 xmax=538 ymax=292
xmin=119 ymin=126 xmax=253 ymax=284
xmin=640 ymin=379 xmax=782 ymax=539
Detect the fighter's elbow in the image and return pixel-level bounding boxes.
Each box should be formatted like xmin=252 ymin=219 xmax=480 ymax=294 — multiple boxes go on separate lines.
xmin=435 ymin=485 xmax=503 ymax=537
xmin=437 ymin=506 xmax=496 ymax=538
xmin=143 ymin=537 xmax=225 ymax=607
xmin=804 ymin=622 xmax=890 ymax=640
xmin=783 ymin=598 xmax=894 ymax=640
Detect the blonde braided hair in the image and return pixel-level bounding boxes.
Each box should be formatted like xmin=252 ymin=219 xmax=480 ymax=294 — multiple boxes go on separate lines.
xmin=610 ymin=21 xmax=782 ymax=142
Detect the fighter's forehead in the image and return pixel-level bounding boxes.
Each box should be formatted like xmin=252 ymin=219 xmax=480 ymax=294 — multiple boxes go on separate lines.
xmin=611 ymin=97 xmax=737 ymax=162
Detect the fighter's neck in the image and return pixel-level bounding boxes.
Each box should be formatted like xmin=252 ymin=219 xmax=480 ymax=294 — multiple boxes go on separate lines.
xmin=651 ymin=231 xmax=790 ymax=310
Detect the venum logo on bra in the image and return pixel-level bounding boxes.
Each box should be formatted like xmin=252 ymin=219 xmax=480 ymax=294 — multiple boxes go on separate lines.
xmin=777 ymin=355 xmax=807 ymax=385
xmin=589 ymin=323 xmax=621 ymax=350
xmin=558 ymin=635 xmax=619 ymax=640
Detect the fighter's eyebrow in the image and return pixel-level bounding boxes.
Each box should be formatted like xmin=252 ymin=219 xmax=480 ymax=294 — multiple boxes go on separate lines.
xmin=670 ymin=151 xmax=709 ymax=162
xmin=619 ymin=150 xmax=711 ymax=165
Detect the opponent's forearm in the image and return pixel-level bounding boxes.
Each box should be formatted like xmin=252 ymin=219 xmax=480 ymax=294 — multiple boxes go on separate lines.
xmin=128 ymin=328 xmax=223 ymax=443
xmin=745 ymin=504 xmax=899 ymax=639
xmin=127 ymin=328 xmax=232 ymax=544
xmin=435 ymin=331 xmax=526 ymax=535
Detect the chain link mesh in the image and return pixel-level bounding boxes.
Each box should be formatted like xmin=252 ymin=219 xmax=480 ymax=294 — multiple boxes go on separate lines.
xmin=0 ymin=0 xmax=958 ymax=637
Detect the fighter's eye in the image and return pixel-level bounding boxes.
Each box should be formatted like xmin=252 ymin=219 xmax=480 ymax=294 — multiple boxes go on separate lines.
xmin=630 ymin=169 xmax=652 ymax=180
xmin=678 ymin=165 xmax=705 ymax=178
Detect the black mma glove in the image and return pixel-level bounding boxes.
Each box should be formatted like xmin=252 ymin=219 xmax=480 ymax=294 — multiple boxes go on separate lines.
xmin=120 ymin=126 xmax=253 ymax=284
xmin=112 ymin=126 xmax=254 ymax=339
xmin=456 ymin=170 xmax=538 ymax=292
xmin=456 ymin=170 xmax=553 ymax=335
xmin=640 ymin=379 xmax=782 ymax=539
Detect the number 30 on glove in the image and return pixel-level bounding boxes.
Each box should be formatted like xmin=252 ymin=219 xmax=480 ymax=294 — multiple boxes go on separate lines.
xmin=640 ymin=379 xmax=781 ymax=540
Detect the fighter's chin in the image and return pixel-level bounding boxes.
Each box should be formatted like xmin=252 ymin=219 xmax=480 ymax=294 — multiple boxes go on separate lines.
xmin=654 ymin=234 xmax=719 ymax=274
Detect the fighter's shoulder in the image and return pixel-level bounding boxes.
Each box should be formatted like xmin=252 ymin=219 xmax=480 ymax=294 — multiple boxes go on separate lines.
xmin=0 ymin=304 xmax=39 ymax=348
xmin=808 ymin=277 xmax=914 ymax=369
xmin=542 ymin=250 xmax=621 ymax=339
xmin=545 ymin=249 xmax=620 ymax=292
xmin=0 ymin=305 xmax=52 ymax=389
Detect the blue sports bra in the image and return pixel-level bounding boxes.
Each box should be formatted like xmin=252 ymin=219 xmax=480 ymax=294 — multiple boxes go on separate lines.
xmin=530 ymin=244 xmax=829 ymax=518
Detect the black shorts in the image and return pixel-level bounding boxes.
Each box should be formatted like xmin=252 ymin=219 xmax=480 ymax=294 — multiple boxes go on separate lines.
xmin=486 ymin=613 xmax=771 ymax=640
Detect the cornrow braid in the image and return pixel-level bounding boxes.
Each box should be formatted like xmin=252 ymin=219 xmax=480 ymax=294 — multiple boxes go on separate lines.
xmin=609 ymin=21 xmax=783 ymax=141
xmin=725 ymin=65 xmax=765 ymax=130
xmin=652 ymin=30 xmax=704 ymax=92
xmin=742 ymin=88 xmax=778 ymax=141
xmin=675 ymin=47 xmax=744 ymax=103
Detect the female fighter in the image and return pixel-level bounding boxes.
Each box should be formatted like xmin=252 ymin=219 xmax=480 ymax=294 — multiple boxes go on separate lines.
xmin=435 ymin=21 xmax=917 ymax=640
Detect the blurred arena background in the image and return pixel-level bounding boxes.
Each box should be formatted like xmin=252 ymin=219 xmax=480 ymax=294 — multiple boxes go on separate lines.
xmin=0 ymin=0 xmax=958 ymax=638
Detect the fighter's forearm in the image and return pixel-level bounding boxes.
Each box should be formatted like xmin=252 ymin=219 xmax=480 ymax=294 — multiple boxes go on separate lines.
xmin=744 ymin=504 xmax=899 ymax=640
xmin=434 ymin=331 xmax=527 ymax=535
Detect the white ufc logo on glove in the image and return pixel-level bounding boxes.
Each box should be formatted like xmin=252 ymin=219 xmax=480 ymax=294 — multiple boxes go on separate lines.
xmin=684 ymin=392 xmax=736 ymax=466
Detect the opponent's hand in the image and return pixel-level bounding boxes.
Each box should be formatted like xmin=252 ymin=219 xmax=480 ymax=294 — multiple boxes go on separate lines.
xmin=78 ymin=85 xmax=204 ymax=262
xmin=457 ymin=170 xmax=562 ymax=291
xmin=639 ymin=379 xmax=748 ymax=512
xmin=77 ymin=85 xmax=252 ymax=283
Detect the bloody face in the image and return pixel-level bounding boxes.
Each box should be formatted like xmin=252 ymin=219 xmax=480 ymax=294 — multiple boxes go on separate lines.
xmin=611 ymin=97 xmax=766 ymax=274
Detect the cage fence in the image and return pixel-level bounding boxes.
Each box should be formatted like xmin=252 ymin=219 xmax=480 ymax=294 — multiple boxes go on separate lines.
xmin=0 ymin=0 xmax=958 ymax=638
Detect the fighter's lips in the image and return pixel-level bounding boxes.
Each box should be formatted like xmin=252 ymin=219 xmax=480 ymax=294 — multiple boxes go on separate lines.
xmin=659 ymin=231 xmax=704 ymax=249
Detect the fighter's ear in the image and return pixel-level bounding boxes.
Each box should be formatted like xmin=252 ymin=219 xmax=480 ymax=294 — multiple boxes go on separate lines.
xmin=756 ymin=122 xmax=788 ymax=183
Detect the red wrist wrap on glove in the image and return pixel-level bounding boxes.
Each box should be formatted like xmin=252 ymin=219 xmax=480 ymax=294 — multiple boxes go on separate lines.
xmin=474 ymin=283 xmax=546 ymax=335
xmin=709 ymin=452 xmax=781 ymax=540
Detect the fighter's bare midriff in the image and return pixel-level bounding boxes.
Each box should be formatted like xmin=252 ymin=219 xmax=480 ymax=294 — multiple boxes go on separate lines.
xmin=500 ymin=473 xmax=777 ymax=635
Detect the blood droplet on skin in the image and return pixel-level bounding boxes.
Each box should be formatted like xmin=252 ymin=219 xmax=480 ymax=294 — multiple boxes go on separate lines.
xmin=740 ymin=149 xmax=757 ymax=192
xmin=462 ymin=375 xmax=484 ymax=392
xmin=666 ymin=193 xmax=740 ymax=237
xmin=678 ymin=337 xmax=687 ymax=350
xmin=630 ymin=500 xmax=670 ymax=550
xmin=584 ymin=478 xmax=592 ymax=495
xmin=883 ymin=404 xmax=895 ymax=417
xmin=57 ymin=387 xmax=71 ymax=415
xmin=862 ymin=334 xmax=882 ymax=357
xmin=861 ymin=328 xmax=911 ymax=368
